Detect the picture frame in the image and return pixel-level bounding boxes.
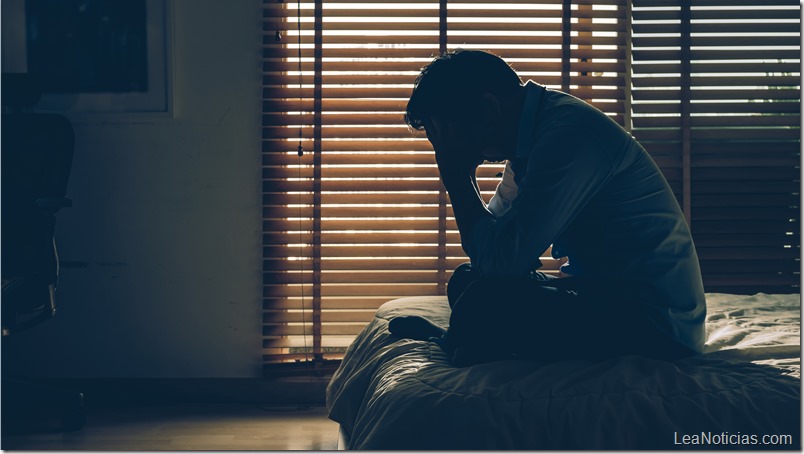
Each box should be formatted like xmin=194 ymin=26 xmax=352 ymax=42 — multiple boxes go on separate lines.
xmin=27 ymin=0 xmax=173 ymax=117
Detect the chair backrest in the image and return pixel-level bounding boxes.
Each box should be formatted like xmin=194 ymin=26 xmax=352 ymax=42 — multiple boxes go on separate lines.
xmin=1 ymin=73 xmax=75 ymax=335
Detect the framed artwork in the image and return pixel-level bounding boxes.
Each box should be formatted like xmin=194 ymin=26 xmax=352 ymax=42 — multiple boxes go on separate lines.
xmin=25 ymin=0 xmax=172 ymax=114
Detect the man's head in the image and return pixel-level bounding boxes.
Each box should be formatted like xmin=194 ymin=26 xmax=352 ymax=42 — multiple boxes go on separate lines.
xmin=405 ymin=49 xmax=524 ymax=162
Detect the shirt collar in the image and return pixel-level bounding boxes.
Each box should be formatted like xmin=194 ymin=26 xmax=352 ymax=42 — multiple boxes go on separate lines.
xmin=515 ymin=80 xmax=546 ymax=158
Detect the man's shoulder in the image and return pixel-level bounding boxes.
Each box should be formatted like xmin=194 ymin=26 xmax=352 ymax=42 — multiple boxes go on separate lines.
xmin=539 ymin=89 xmax=611 ymax=126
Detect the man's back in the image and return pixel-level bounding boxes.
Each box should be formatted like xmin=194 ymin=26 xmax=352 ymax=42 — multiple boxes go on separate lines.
xmin=488 ymin=82 xmax=707 ymax=352
xmin=403 ymin=49 xmax=706 ymax=364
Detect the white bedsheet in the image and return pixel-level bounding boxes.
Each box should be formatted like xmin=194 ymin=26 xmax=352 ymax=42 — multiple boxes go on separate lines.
xmin=326 ymin=293 xmax=800 ymax=450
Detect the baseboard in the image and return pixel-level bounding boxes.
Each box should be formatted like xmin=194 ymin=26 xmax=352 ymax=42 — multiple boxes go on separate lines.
xmin=20 ymin=376 xmax=332 ymax=407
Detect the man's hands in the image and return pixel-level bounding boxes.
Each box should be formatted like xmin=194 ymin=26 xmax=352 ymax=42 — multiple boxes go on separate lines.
xmin=435 ymin=146 xmax=484 ymax=186
xmin=427 ymin=117 xmax=485 ymax=184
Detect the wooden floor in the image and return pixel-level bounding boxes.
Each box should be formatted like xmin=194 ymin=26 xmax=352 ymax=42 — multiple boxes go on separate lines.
xmin=2 ymin=404 xmax=340 ymax=451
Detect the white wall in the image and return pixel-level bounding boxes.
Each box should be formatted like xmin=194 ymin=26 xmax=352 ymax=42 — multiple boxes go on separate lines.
xmin=6 ymin=0 xmax=265 ymax=378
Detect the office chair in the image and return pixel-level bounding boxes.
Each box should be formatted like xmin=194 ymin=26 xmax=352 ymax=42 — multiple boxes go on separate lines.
xmin=1 ymin=73 xmax=85 ymax=434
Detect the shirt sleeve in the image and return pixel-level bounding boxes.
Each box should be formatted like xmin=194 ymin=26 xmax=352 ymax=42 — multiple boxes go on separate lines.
xmin=487 ymin=161 xmax=518 ymax=217
xmin=465 ymin=126 xmax=616 ymax=279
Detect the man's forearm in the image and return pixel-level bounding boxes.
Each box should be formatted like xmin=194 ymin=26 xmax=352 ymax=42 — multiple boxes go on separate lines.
xmin=441 ymin=169 xmax=494 ymax=258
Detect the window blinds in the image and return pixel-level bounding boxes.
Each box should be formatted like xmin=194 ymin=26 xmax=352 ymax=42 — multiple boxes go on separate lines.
xmin=262 ymin=0 xmax=447 ymax=366
xmin=261 ymin=0 xmax=799 ymax=367
xmin=631 ymin=0 xmax=800 ymax=293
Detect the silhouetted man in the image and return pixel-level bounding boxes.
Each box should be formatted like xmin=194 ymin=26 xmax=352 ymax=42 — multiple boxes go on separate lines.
xmin=391 ymin=49 xmax=706 ymax=366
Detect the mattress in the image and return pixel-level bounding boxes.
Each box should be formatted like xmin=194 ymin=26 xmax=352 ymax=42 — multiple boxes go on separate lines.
xmin=326 ymin=293 xmax=801 ymax=450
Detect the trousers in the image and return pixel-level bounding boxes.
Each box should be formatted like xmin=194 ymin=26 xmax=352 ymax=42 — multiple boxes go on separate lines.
xmin=443 ymin=263 xmax=695 ymax=366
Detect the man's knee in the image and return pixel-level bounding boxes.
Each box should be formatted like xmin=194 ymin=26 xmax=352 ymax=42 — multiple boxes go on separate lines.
xmin=447 ymin=279 xmax=553 ymax=341
xmin=447 ymin=262 xmax=479 ymax=308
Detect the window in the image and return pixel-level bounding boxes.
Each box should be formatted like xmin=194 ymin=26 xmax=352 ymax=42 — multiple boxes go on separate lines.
xmin=631 ymin=0 xmax=801 ymax=292
xmin=261 ymin=0 xmax=800 ymax=369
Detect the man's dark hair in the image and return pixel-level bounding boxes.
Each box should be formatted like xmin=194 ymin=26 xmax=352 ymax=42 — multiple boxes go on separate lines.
xmin=404 ymin=49 xmax=522 ymax=131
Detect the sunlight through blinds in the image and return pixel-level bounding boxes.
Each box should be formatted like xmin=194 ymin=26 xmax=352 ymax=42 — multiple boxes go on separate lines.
xmin=260 ymin=0 xmax=798 ymax=369
xmin=262 ymin=0 xmax=445 ymax=366
xmin=631 ymin=0 xmax=801 ymax=293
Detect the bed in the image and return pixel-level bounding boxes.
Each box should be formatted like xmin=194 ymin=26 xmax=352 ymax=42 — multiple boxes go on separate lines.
xmin=326 ymin=292 xmax=801 ymax=450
